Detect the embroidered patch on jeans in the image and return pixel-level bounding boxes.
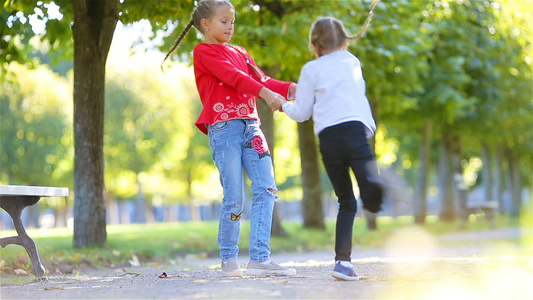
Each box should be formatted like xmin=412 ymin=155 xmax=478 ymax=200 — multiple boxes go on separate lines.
xmin=245 ymin=135 xmax=271 ymax=159
xmin=231 ymin=212 xmax=242 ymax=221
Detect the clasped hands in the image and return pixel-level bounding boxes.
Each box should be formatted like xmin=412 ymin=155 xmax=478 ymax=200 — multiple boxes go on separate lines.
xmin=259 ymin=84 xmax=297 ymax=112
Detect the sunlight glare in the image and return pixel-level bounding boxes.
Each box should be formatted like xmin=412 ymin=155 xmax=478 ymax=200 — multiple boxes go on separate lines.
xmin=383 ymin=225 xmax=437 ymax=276
xmin=45 ymin=2 xmax=64 ymax=20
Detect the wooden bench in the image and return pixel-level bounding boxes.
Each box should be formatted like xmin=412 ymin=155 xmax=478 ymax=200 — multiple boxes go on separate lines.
xmin=0 ymin=185 xmax=69 ymax=278
xmin=454 ymin=174 xmax=498 ymax=229
xmin=460 ymin=200 xmax=499 ymax=229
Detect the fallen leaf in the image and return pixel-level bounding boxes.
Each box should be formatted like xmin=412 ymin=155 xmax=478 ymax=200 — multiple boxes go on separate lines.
xmin=14 ymin=268 xmax=29 ymax=276
xmin=44 ymin=286 xmax=64 ymax=291
xmin=191 ymin=279 xmax=210 ymax=284
xmin=60 ymin=266 xmax=75 ymax=274
xmin=0 ymin=260 xmax=6 ymax=269
xmin=158 ymin=272 xmax=168 ymax=278
xmin=272 ymin=280 xmax=288 ymax=284
xmin=358 ymin=276 xmax=374 ymax=281
xmin=14 ymin=262 xmax=25 ymax=269
xmin=129 ymin=255 xmax=140 ymax=267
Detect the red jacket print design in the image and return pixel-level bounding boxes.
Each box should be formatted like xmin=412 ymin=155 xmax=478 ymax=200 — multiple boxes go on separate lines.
xmin=193 ymin=43 xmax=293 ymax=134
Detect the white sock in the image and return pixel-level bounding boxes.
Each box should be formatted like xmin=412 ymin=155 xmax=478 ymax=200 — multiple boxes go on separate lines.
xmin=337 ymin=260 xmax=353 ymax=268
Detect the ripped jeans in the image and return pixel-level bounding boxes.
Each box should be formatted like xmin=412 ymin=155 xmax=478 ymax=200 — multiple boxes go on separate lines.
xmin=208 ymin=119 xmax=277 ymax=263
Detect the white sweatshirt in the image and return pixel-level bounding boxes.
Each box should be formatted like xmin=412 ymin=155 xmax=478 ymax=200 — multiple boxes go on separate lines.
xmin=282 ymin=50 xmax=377 ymax=137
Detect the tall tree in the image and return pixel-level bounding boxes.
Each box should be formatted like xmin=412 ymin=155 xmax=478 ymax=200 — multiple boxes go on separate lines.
xmin=491 ymin=0 xmax=532 ymax=214
xmin=242 ymin=1 xmax=325 ymax=231
xmin=414 ymin=121 xmax=432 ymax=224
xmin=297 ymin=119 xmax=325 ymax=229
xmin=71 ymin=0 xmax=119 ymax=247
xmin=257 ymin=98 xmax=289 ymax=236
xmin=3 ymin=0 xmax=194 ymax=246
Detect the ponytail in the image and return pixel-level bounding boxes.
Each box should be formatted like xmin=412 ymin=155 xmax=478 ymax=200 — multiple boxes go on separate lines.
xmin=310 ymin=1 xmax=380 ymax=56
xmin=160 ymin=0 xmax=234 ymax=72
xmin=161 ymin=19 xmax=194 ymax=72
xmin=348 ymin=0 xmax=380 ymax=40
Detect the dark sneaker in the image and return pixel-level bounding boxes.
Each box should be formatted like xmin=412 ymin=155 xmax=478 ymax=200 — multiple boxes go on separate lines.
xmin=365 ymin=162 xmax=413 ymax=213
xmin=221 ymin=258 xmax=243 ymax=277
xmin=377 ymin=164 xmax=413 ymax=204
xmin=246 ymin=260 xmax=296 ymax=276
xmin=363 ymin=161 xmax=384 ymax=213
xmin=331 ymin=261 xmax=359 ymax=281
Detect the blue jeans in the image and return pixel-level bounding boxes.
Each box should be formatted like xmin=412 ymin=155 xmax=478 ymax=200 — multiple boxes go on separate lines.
xmin=318 ymin=121 xmax=383 ymax=262
xmin=208 ymin=119 xmax=277 ymax=263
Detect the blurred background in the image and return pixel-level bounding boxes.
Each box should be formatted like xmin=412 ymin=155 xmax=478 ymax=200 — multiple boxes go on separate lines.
xmin=1 ymin=0 xmax=531 ymax=235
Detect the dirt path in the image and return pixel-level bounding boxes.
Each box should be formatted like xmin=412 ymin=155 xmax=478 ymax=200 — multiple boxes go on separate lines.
xmin=1 ymin=227 xmax=532 ymax=299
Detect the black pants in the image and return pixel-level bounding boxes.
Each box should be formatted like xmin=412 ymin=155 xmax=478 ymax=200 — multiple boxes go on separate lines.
xmin=319 ymin=121 xmax=383 ymax=262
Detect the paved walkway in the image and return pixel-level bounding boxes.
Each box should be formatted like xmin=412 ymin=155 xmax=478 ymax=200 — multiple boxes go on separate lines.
xmin=1 ymin=227 xmax=532 ymax=299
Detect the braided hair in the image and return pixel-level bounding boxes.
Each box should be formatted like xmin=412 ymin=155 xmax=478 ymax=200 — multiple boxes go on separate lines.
xmin=161 ymin=0 xmax=234 ymax=70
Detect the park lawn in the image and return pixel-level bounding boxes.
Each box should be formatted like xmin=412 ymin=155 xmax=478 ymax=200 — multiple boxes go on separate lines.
xmin=0 ymin=214 xmax=525 ymax=276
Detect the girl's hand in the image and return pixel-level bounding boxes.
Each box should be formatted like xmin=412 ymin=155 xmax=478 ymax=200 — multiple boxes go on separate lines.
xmin=278 ymin=96 xmax=287 ymax=112
xmin=288 ymin=83 xmax=297 ymax=100
xmin=259 ymin=87 xmax=284 ymax=111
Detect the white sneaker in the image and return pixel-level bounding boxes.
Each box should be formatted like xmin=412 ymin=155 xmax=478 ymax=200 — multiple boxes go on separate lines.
xmin=221 ymin=258 xmax=243 ymax=277
xmin=246 ymin=260 xmax=296 ymax=276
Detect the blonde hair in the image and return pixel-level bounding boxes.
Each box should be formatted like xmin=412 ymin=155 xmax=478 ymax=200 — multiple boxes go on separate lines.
xmin=161 ymin=0 xmax=234 ymax=69
xmin=310 ymin=0 xmax=380 ymax=57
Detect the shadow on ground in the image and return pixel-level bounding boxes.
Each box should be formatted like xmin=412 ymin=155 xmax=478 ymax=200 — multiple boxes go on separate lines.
xmin=1 ymin=227 xmax=532 ymax=299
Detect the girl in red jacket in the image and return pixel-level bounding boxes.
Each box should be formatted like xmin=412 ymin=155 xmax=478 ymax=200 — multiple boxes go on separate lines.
xmin=162 ymin=0 xmax=295 ymax=278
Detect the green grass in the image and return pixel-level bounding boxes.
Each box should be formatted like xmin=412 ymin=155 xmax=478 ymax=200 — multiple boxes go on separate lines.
xmin=0 ymin=214 xmax=526 ymax=274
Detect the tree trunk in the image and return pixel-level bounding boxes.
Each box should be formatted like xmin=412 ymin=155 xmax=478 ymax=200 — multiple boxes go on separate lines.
xmin=106 ymin=190 xmax=119 ymax=225
xmin=481 ymin=143 xmax=493 ymax=203
xmin=187 ymin=171 xmax=201 ymax=222
xmin=134 ymin=180 xmax=146 ymax=223
xmin=505 ymin=147 xmax=522 ymax=216
xmin=141 ymin=182 xmax=155 ymax=223
xmin=297 ymin=119 xmax=325 ymax=229
xmin=165 ymin=204 xmax=176 ymax=223
xmin=257 ymin=96 xmax=287 ymax=237
xmin=414 ymin=121 xmax=432 ymax=224
xmin=53 ymin=196 xmax=69 ymax=228
xmin=495 ymin=145 xmax=505 ymax=214
xmin=438 ymin=133 xmax=457 ymax=222
xmin=450 ymin=135 xmax=462 ymax=217
xmin=72 ymin=0 xmax=119 ymax=248
xmin=365 ymin=98 xmax=379 ymax=230
xmin=119 ymin=198 xmax=130 ymax=224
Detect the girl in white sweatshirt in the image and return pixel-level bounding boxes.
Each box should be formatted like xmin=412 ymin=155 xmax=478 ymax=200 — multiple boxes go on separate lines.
xmin=280 ymin=14 xmax=383 ymax=281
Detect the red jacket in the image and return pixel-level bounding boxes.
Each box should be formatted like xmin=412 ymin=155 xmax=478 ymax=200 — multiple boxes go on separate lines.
xmin=193 ymin=43 xmax=292 ymax=134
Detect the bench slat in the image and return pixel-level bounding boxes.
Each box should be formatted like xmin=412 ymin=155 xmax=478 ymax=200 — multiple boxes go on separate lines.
xmin=0 ymin=185 xmax=69 ymax=197
xmin=466 ymin=200 xmax=499 ymax=209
